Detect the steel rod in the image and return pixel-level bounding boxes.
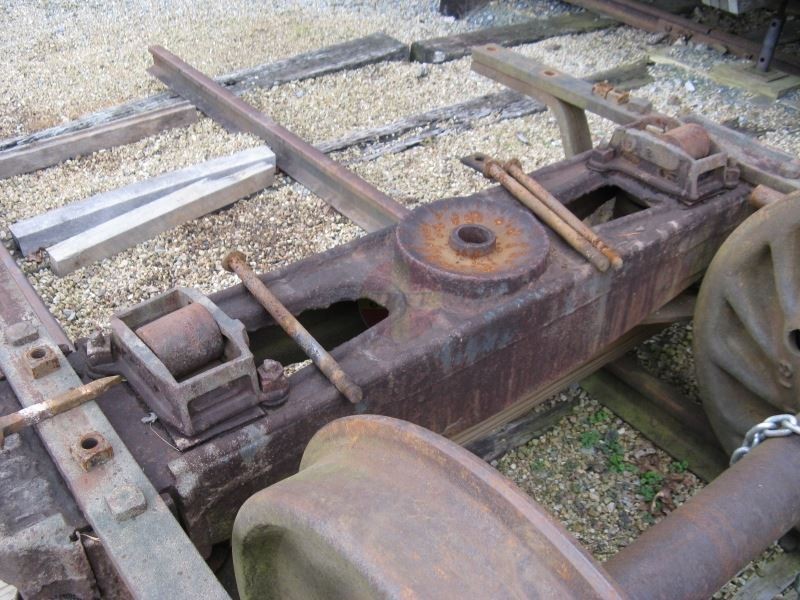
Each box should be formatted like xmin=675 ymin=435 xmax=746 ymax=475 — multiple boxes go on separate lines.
xmin=482 ymin=158 xmax=610 ymax=271
xmin=756 ymin=0 xmax=787 ymax=73
xmin=606 ymin=434 xmax=800 ymax=600
xmin=504 ymin=158 xmax=623 ymax=269
xmin=0 ymin=375 xmax=123 ymax=447
xmin=223 ymin=251 xmax=363 ymax=404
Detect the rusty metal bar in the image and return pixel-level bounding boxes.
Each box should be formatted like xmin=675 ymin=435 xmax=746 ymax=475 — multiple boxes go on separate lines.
xmin=223 ymin=250 xmax=363 ymax=404
xmin=505 ymin=158 xmax=623 ymax=269
xmin=481 ymin=158 xmax=610 ymax=271
xmin=565 ymin=0 xmax=800 ymax=76
xmin=0 ymin=375 xmax=122 ymax=447
xmin=147 ymin=45 xmax=409 ymax=233
xmin=606 ymin=434 xmax=800 ymax=600
xmin=0 ymin=243 xmax=73 ymax=354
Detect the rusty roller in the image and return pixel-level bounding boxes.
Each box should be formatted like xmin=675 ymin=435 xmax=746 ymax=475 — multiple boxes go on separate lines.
xmin=135 ymin=302 xmax=225 ymax=379
xmin=662 ymin=123 xmax=712 ymax=160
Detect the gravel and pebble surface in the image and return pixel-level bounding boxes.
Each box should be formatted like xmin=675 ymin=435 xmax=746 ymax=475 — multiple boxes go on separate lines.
xmin=2 ymin=0 xmax=799 ymax=595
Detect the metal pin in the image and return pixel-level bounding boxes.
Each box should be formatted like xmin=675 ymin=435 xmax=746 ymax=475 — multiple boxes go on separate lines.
xmin=504 ymin=158 xmax=624 ymax=270
xmin=223 ymin=251 xmax=363 ymax=404
xmin=0 ymin=375 xmax=123 ymax=448
xmin=482 ymin=159 xmax=610 ymax=272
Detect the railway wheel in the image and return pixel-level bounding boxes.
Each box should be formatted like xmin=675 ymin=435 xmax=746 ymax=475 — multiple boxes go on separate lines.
xmin=695 ymin=196 xmax=800 ymax=453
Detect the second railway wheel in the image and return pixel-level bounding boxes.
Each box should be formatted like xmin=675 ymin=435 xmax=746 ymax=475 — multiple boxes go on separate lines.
xmin=694 ymin=196 xmax=800 ymax=453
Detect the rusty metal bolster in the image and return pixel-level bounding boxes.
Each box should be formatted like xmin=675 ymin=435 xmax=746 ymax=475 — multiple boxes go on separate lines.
xmin=0 ymin=244 xmax=73 ymax=354
xmin=148 ymin=45 xmax=409 ymax=233
xmin=606 ymin=435 xmax=800 ymax=600
xmin=0 ymin=251 xmax=228 ymax=598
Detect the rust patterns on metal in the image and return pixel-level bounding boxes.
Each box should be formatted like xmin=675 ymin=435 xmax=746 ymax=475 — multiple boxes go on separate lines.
xmin=136 ymin=302 xmax=224 ymax=379
xmin=147 ymin=45 xmax=408 ymax=233
xmin=395 ymin=194 xmax=550 ymax=297
xmin=481 ymin=156 xmax=610 ymax=271
xmin=233 ymin=415 xmax=626 ymax=599
xmin=661 ymin=123 xmax=712 ymax=161
xmin=223 ymin=250 xmax=363 ymax=404
xmin=694 ymin=192 xmax=800 ymax=453
xmin=0 ymin=375 xmax=122 ymax=447
xmin=505 ymin=157 xmax=623 ymax=270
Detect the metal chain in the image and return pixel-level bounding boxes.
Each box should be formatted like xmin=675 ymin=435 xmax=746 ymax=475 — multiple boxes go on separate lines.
xmin=730 ymin=414 xmax=800 ymax=465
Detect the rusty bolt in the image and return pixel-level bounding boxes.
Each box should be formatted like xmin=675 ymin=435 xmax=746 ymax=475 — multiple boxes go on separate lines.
xmin=86 ymin=330 xmax=114 ymax=367
xmin=73 ymin=431 xmax=113 ymax=471
xmin=7 ymin=321 xmax=39 ymax=346
xmin=25 ymin=345 xmax=61 ymax=379
xmin=105 ymin=484 xmax=146 ymax=522
xmin=257 ymin=359 xmax=289 ymax=407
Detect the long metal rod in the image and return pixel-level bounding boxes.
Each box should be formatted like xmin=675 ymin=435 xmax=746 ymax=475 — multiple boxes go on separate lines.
xmin=0 ymin=375 xmax=122 ymax=447
xmin=148 ymin=45 xmax=409 ymax=233
xmin=756 ymin=0 xmax=788 ymax=73
xmin=606 ymin=434 xmax=800 ymax=600
xmin=482 ymin=158 xmax=610 ymax=271
xmin=223 ymin=251 xmax=363 ymax=404
xmin=504 ymin=158 xmax=623 ymax=269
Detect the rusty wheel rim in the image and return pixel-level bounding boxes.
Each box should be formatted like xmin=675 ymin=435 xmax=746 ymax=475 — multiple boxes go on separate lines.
xmin=695 ymin=197 xmax=800 ymax=453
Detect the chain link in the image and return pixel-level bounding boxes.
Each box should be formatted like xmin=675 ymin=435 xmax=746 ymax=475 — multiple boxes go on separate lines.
xmin=730 ymin=414 xmax=800 ymax=465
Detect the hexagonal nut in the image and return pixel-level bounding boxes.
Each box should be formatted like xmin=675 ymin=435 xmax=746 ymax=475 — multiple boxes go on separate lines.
xmin=86 ymin=330 xmax=114 ymax=366
xmin=72 ymin=432 xmax=114 ymax=471
xmin=7 ymin=321 xmax=39 ymax=346
xmin=25 ymin=345 xmax=61 ymax=379
xmin=105 ymin=484 xmax=146 ymax=522
xmin=257 ymin=359 xmax=289 ymax=407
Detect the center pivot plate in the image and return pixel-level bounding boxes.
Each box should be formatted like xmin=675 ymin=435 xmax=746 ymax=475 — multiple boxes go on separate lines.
xmin=395 ymin=197 xmax=550 ymax=297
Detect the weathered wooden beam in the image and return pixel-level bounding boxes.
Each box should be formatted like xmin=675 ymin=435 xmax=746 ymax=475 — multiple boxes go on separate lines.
xmin=11 ymin=147 xmax=274 ymax=256
xmin=148 ymin=45 xmax=409 ymax=233
xmin=411 ymin=13 xmax=616 ymax=63
xmin=47 ymin=160 xmax=274 ymax=276
xmin=581 ymin=371 xmax=728 ymax=483
xmin=0 ymin=34 xmax=408 ymax=179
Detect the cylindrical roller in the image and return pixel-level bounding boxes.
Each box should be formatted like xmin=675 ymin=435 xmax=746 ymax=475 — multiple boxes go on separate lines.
xmin=136 ymin=302 xmax=224 ymax=378
xmin=662 ymin=123 xmax=711 ymax=159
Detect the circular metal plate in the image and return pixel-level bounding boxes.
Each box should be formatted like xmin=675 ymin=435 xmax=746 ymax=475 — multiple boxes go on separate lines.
xmin=395 ymin=197 xmax=550 ymax=297
xmin=695 ymin=197 xmax=800 ymax=453
xmin=232 ymin=416 xmax=622 ymax=600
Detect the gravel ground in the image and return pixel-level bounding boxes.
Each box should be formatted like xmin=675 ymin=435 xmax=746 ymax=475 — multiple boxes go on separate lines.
xmin=1 ymin=1 xmax=799 ymax=596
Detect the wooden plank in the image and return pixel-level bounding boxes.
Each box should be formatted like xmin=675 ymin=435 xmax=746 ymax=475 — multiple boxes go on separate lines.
xmin=731 ymin=551 xmax=800 ymax=600
xmin=0 ymin=34 xmax=408 ymax=179
xmin=11 ymin=147 xmax=274 ymax=256
xmin=149 ymin=45 xmax=410 ymax=233
xmin=410 ymin=13 xmax=616 ymax=63
xmin=47 ymin=161 xmax=274 ymax=276
xmin=581 ymin=371 xmax=728 ymax=482
xmin=710 ymin=62 xmax=800 ymax=100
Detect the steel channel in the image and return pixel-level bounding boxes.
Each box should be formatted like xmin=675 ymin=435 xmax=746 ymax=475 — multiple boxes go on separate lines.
xmin=147 ymin=45 xmax=409 ymax=233
xmin=605 ymin=434 xmax=800 ymax=600
xmin=0 ymin=256 xmax=228 ymax=598
xmin=0 ymin=243 xmax=73 ymax=354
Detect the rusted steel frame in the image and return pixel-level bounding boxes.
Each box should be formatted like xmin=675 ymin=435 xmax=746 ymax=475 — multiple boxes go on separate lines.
xmin=472 ymin=46 xmax=800 ymax=192
xmin=0 ymin=375 xmax=122 ymax=447
xmin=606 ymin=434 xmax=800 ymax=600
xmin=482 ymin=157 xmax=611 ymax=271
xmin=223 ymin=250 xmax=362 ymax=404
xmin=565 ymin=0 xmax=800 ymax=76
xmin=95 ymin=153 xmax=753 ymax=553
xmin=0 ymin=244 xmax=73 ymax=354
xmin=0 ymin=254 xmax=228 ymax=598
xmin=148 ymin=45 xmax=408 ymax=233
xmin=505 ymin=158 xmax=623 ymax=269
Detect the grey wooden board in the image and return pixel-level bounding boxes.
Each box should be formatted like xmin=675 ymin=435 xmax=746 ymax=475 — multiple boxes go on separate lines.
xmin=731 ymin=550 xmax=800 ymax=600
xmin=0 ymin=33 xmax=407 ymax=179
xmin=11 ymin=146 xmax=274 ymax=256
xmin=47 ymin=161 xmax=274 ymax=275
xmin=410 ymin=13 xmax=616 ymax=63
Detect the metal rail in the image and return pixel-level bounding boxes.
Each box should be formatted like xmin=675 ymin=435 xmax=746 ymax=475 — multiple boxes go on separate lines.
xmin=148 ymin=45 xmax=409 ymax=233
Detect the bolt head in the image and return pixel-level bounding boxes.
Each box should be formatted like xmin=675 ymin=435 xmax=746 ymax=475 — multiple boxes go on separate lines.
xmin=105 ymin=484 xmax=146 ymax=522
